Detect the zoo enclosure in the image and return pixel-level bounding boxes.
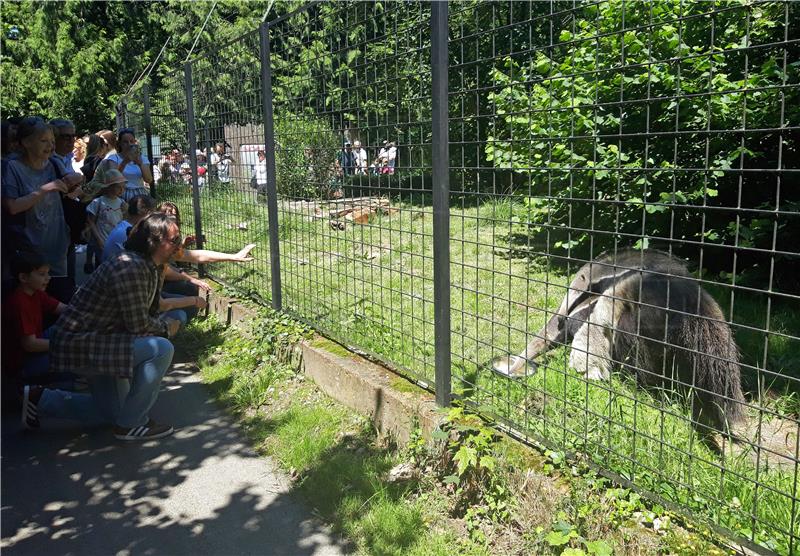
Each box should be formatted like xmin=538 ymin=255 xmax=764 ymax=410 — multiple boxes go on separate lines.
xmin=121 ymin=2 xmax=799 ymax=554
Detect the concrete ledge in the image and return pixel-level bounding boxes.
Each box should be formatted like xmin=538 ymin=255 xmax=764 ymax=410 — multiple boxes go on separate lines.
xmin=202 ymin=287 xmax=442 ymax=444
xmin=301 ymin=339 xmax=441 ymax=444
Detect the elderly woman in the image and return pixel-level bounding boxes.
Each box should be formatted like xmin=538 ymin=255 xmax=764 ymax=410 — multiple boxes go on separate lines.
xmin=102 ymin=128 xmax=153 ymax=202
xmin=50 ymin=212 xmax=185 ymax=440
xmin=1 ymin=117 xmax=82 ymax=301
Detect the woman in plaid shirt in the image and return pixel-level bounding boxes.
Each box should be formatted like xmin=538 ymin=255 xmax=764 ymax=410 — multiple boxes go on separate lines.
xmin=50 ymin=212 xmax=184 ymax=440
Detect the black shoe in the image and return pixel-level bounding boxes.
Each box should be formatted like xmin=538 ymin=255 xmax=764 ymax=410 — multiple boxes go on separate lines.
xmin=113 ymin=419 xmax=174 ymax=441
xmin=21 ymin=385 xmax=41 ymax=430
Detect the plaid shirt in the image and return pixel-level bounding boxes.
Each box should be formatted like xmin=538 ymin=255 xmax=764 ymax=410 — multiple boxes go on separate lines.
xmin=50 ymin=251 xmax=168 ymax=378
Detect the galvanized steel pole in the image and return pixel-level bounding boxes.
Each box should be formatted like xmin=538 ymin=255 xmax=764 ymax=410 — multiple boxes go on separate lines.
xmin=115 ymin=101 xmax=124 ymax=131
xmin=260 ymin=21 xmax=283 ymax=310
xmin=431 ymin=0 xmax=451 ymax=408
xmin=142 ymin=82 xmax=156 ymax=200
xmin=184 ymin=62 xmax=206 ymax=269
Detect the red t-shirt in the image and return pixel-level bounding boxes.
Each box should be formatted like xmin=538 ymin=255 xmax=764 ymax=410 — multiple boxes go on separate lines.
xmin=2 ymin=287 xmax=60 ymax=373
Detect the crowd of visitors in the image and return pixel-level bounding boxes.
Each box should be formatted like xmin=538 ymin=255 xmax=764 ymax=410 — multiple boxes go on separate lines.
xmin=1 ymin=116 xmax=256 ymax=441
xmin=337 ymin=139 xmax=397 ymax=177
xmin=153 ymin=143 xmax=237 ymax=194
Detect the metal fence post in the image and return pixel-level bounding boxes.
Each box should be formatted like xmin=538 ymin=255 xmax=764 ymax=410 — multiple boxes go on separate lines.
xmin=431 ymin=0 xmax=451 ymax=408
xmin=115 ymin=101 xmax=124 ymax=130
xmin=183 ymin=62 xmax=206 ymax=274
xmin=142 ymin=82 xmax=156 ymax=200
xmin=260 ymin=21 xmax=283 ymax=311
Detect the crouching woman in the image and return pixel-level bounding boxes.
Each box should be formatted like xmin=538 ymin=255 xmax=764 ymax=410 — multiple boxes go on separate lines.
xmin=50 ymin=213 xmax=183 ymax=441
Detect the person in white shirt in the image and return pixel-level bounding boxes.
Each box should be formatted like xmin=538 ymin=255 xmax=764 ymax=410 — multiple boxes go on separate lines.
xmin=252 ymin=150 xmax=268 ymax=193
xmin=100 ymin=128 xmax=153 ymax=202
xmin=71 ymin=136 xmax=87 ymax=173
xmin=353 ymin=140 xmax=368 ymax=175
xmin=85 ymin=170 xmax=127 ymax=274
xmin=386 ymin=141 xmax=397 ymax=174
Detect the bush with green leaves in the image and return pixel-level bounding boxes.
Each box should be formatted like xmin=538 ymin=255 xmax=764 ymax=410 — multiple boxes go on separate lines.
xmin=485 ymin=0 xmax=798 ymax=267
xmin=274 ymin=113 xmax=341 ymax=199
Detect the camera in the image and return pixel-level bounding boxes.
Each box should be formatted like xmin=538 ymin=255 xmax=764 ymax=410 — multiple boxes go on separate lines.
xmin=128 ymin=143 xmax=141 ymax=158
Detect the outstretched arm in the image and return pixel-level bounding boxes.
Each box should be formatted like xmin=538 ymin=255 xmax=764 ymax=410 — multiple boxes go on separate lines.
xmin=176 ymin=243 xmax=256 ymax=264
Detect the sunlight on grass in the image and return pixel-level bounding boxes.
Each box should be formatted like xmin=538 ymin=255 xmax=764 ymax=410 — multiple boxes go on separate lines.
xmin=167 ymin=188 xmax=799 ymax=554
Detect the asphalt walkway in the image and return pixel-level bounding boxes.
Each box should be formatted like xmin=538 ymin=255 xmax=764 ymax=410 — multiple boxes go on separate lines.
xmin=1 ymin=361 xmax=350 ymax=555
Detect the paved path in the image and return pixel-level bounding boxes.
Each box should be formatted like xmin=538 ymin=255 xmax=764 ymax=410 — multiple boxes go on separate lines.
xmin=1 ymin=364 xmax=350 ymax=556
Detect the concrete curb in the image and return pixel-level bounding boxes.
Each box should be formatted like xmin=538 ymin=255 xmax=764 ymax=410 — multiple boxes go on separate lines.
xmin=202 ymin=288 xmax=442 ymax=444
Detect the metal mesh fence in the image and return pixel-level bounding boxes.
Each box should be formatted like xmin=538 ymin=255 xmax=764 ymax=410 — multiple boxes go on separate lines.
xmin=269 ymin=1 xmax=436 ymax=386
xmin=447 ymin=2 xmax=798 ymax=554
xmin=122 ymin=1 xmax=799 ymax=552
xmin=189 ymin=30 xmax=273 ymax=300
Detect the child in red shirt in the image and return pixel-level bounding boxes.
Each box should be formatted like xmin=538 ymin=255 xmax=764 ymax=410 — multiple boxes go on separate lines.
xmin=3 ymin=252 xmax=102 ymax=430
xmin=2 ymin=252 xmax=66 ymax=385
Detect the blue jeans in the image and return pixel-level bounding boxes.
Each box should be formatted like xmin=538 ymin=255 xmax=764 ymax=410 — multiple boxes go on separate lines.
xmin=162 ymin=307 xmax=188 ymax=328
xmin=89 ymin=336 xmax=174 ymax=428
xmin=37 ymin=389 xmax=106 ymax=425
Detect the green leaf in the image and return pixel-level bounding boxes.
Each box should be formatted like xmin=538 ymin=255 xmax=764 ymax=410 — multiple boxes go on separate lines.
xmin=545 ymin=530 xmax=572 ymax=546
xmin=454 ymin=445 xmax=478 ymax=476
xmin=553 ymin=520 xmax=574 ymax=533
xmin=585 ymin=539 xmax=613 ymax=556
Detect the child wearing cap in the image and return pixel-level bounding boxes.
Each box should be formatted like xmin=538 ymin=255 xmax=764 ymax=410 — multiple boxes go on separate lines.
xmin=85 ymin=169 xmax=128 ymax=273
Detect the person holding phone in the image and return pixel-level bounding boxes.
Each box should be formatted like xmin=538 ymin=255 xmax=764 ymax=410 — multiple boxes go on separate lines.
xmin=102 ymin=128 xmax=153 ymax=202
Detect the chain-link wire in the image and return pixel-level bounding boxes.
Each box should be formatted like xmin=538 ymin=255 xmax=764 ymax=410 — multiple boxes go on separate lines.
xmin=121 ymin=2 xmax=799 ymax=552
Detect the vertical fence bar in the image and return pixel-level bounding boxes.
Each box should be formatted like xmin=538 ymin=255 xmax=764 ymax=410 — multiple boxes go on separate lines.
xmin=259 ymin=21 xmax=282 ymax=310
xmin=183 ymin=62 xmax=206 ymax=275
xmin=431 ymin=0 xmax=451 ymax=407
xmin=142 ymin=82 xmax=156 ymax=200
xmin=115 ymin=101 xmax=124 ymax=130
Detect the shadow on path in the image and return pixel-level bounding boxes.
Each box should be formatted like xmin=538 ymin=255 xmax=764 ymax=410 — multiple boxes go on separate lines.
xmin=1 ymin=365 xmax=350 ymax=556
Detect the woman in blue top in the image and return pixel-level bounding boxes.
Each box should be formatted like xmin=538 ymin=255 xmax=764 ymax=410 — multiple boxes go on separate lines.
xmin=104 ymin=128 xmax=153 ymax=202
xmin=1 ymin=117 xmax=81 ymax=301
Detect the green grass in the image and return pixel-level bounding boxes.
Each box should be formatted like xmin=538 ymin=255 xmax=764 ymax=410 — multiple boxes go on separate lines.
xmin=183 ymin=316 xmax=489 ymax=556
xmin=165 ymin=187 xmax=800 ymax=554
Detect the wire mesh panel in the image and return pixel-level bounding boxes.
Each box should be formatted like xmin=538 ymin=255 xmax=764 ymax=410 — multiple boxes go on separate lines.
xmin=119 ymin=1 xmax=800 ymax=552
xmin=449 ymin=1 xmax=798 ymax=553
xmin=270 ymin=1 xmax=436 ymax=385
xmin=121 ymin=86 xmax=147 ymax=158
xmin=147 ymin=69 xmax=195 ymax=233
xmin=188 ymin=30 xmax=272 ymax=299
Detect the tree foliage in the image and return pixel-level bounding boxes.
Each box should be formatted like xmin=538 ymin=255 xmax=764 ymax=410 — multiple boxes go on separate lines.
xmin=0 ymin=0 xmax=274 ymax=131
xmin=4 ymin=0 xmax=796 ymax=277
xmin=484 ymin=0 xmax=798 ymax=271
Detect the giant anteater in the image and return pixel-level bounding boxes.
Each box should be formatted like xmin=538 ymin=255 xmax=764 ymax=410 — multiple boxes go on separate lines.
xmin=492 ymin=249 xmax=746 ymax=437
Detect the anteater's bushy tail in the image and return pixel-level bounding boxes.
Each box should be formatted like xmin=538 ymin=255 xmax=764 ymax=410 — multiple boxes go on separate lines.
xmin=681 ymin=294 xmax=745 ymax=435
